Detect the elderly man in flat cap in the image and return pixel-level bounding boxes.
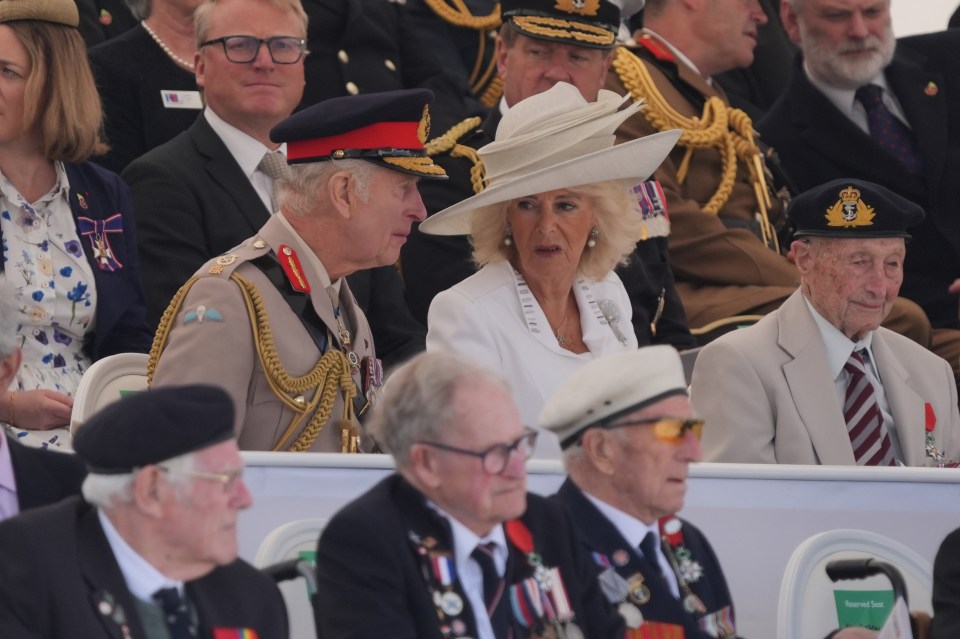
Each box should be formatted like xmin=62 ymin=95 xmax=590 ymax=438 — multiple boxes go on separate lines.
xmin=692 ymin=179 xmax=960 ymax=466
xmin=542 ymin=345 xmax=738 ymax=638
xmin=313 ymin=351 xmax=624 ymax=639
xmin=0 ymin=385 xmax=286 ymax=638
xmin=150 ymin=89 xmax=446 ymax=454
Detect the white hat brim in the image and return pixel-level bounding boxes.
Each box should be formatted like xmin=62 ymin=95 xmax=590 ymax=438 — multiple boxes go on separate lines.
xmin=419 ymin=129 xmax=682 ymax=236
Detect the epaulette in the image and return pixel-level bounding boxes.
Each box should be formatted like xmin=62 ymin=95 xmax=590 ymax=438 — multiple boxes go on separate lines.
xmin=636 ymin=34 xmax=675 ymax=62
xmin=425 ymin=116 xmax=484 ymax=156
xmin=200 ymin=236 xmax=271 ymax=280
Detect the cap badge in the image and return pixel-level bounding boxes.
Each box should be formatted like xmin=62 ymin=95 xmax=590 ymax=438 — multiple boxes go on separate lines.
xmin=554 ymin=0 xmax=601 ymax=17
xmin=826 ymin=185 xmax=875 ymax=228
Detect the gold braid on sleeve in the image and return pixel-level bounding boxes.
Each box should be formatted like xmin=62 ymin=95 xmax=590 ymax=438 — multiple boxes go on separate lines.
xmin=612 ymin=47 xmax=778 ymax=251
xmin=147 ymin=273 xmax=359 ymax=453
xmin=422 ymin=0 xmax=501 ymax=30
xmin=425 ymin=116 xmax=488 ymax=195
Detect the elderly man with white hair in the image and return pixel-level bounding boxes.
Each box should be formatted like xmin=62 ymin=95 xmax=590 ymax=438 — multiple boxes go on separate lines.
xmin=0 ymin=384 xmax=287 ymax=638
xmin=313 ymin=351 xmax=624 ymax=639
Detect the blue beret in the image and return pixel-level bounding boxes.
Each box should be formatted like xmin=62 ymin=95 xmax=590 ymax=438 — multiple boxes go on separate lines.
xmin=74 ymin=385 xmax=235 ymax=474
xmin=789 ymin=179 xmax=925 ymax=240
xmin=501 ymin=0 xmax=620 ymax=49
xmin=270 ymin=89 xmax=446 ymax=179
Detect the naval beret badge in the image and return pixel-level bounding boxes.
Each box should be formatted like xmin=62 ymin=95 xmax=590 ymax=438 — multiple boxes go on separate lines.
xmin=825 ymin=185 xmax=875 ymax=229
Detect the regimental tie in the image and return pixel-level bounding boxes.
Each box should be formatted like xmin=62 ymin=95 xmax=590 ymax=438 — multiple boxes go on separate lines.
xmin=471 ymin=542 xmax=510 ymax=639
xmin=258 ymin=150 xmax=292 ymax=212
xmin=855 ymin=84 xmax=923 ymax=174
xmin=152 ymin=587 xmax=199 ymax=639
xmin=843 ymin=350 xmax=896 ymax=466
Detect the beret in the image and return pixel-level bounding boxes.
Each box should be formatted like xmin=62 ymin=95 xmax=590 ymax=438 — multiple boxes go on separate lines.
xmin=74 ymin=385 xmax=235 ymax=474
xmin=539 ymin=345 xmax=688 ymax=449
xmin=788 ymin=178 xmax=925 ymax=240
xmin=0 ymin=0 xmax=79 ymax=27
xmin=501 ymin=0 xmax=621 ymax=49
xmin=270 ymin=88 xmax=446 ymax=180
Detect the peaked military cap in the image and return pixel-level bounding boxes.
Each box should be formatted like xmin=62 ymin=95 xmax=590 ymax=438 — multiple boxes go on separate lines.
xmin=270 ymin=89 xmax=447 ymax=179
xmin=500 ymin=0 xmax=621 ymax=50
xmin=789 ymin=179 xmax=925 ymax=240
xmin=74 ymin=385 xmax=236 ymax=474
xmin=539 ymin=345 xmax=688 ymax=449
xmin=0 ymin=0 xmax=79 ymax=26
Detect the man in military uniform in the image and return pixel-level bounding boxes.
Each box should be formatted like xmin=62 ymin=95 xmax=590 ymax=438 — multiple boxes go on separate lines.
xmin=402 ymin=0 xmax=697 ymax=350
xmin=542 ymin=346 xmax=737 ymax=638
xmin=149 ymin=90 xmax=447 ymax=453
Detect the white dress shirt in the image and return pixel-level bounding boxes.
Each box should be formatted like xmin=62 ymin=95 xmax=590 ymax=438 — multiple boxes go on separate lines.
xmin=99 ymin=509 xmax=184 ymax=603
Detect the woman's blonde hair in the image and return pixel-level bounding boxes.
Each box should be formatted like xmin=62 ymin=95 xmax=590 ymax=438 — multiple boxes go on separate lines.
xmin=9 ymin=21 xmax=106 ymax=161
xmin=469 ymin=180 xmax=644 ymax=281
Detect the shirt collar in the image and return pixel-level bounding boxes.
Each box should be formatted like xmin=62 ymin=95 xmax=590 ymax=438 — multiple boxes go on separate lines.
xmin=802 ymin=293 xmax=875 ymax=380
xmin=203 ymin=106 xmax=286 ymax=181
xmin=428 ymin=501 xmax=508 ymax=574
xmin=640 ymin=28 xmax=710 ymax=84
xmin=98 ymin=509 xmax=183 ymax=603
xmin=803 ymin=65 xmax=891 ymax=118
xmin=582 ymin=489 xmax=659 ymax=549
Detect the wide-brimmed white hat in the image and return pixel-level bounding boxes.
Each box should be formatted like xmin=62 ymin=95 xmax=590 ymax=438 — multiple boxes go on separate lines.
xmin=419 ymin=82 xmax=680 ymax=236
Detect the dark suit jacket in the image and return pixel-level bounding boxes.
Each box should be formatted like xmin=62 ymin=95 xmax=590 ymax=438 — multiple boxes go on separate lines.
xmin=0 ymin=162 xmax=152 ymax=361
xmin=314 ymin=473 xmax=624 ymax=639
xmin=0 ymin=496 xmax=287 ymax=639
xmin=76 ymin=0 xmax=138 ymax=49
xmin=7 ymin=434 xmax=86 ymax=513
xmin=757 ymin=32 xmax=960 ymax=328
xmin=933 ymin=526 xmax=960 ymax=639
xmin=552 ymin=479 xmax=737 ymax=639
xmin=403 ymin=109 xmax=696 ymax=348
xmin=122 ymin=115 xmax=424 ymax=369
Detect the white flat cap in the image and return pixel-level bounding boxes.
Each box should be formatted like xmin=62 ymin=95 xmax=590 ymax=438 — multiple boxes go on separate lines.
xmin=539 ymin=345 xmax=687 ymax=449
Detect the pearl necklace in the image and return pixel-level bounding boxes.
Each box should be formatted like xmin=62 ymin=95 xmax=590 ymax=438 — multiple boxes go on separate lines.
xmin=141 ymin=21 xmax=195 ymax=71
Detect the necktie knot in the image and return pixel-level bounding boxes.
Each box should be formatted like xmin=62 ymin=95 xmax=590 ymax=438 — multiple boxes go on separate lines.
xmin=844 ymin=349 xmax=868 ymax=376
xmin=258 ymin=150 xmax=291 ymax=181
xmin=855 ymin=83 xmax=884 ymax=106
xmin=639 ymin=531 xmax=664 ymax=578
xmin=152 ymin=587 xmax=197 ymax=638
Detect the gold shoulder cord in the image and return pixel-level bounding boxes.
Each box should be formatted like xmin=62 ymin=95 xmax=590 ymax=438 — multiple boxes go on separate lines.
xmin=148 ymin=273 xmax=360 ymax=453
xmin=422 ymin=0 xmax=503 ymax=106
xmin=613 ymin=47 xmax=778 ymax=251
xmin=425 ymin=116 xmax=488 ymax=195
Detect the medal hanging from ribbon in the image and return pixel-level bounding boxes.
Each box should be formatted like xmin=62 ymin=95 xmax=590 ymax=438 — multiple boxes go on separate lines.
xmin=505 ymin=520 xmax=584 ymax=639
xmin=77 ymin=214 xmax=124 ymax=271
xmin=658 ymin=516 xmax=709 ymax=618
xmin=408 ymin=531 xmax=467 ymax=639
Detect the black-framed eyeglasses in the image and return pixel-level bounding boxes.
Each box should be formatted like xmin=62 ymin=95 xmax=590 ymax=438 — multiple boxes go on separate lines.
xmin=609 ymin=417 xmax=704 ymax=444
xmin=157 ymin=465 xmax=245 ymax=490
xmin=200 ymin=35 xmax=307 ymax=64
xmin=418 ymin=427 xmax=539 ymax=475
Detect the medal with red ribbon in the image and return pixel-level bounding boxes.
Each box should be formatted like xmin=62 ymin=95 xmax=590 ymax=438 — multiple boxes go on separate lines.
xmin=924 ymin=402 xmax=959 ymax=467
xmin=658 ymin=516 xmax=707 ymax=615
xmin=77 ymin=214 xmax=124 ymax=271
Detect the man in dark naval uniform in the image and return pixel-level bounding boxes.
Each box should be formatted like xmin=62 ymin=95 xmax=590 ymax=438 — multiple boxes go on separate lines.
xmin=0 ymin=385 xmax=287 ymax=639
xmin=402 ymin=0 xmax=696 ymax=350
xmin=314 ymin=351 xmax=624 ymax=639
xmin=543 ymin=345 xmax=736 ymax=638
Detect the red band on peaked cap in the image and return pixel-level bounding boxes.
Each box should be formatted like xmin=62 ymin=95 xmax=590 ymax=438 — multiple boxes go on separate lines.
xmin=286 ymin=121 xmax=424 ymax=162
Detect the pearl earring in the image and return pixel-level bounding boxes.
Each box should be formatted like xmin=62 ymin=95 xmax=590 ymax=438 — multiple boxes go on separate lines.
xmin=587 ymin=226 xmax=599 ymax=248
xmin=504 ymin=224 xmax=513 ymax=247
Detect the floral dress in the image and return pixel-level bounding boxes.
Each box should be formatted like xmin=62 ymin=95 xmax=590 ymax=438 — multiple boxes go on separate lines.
xmin=0 ymin=162 xmax=97 ymax=450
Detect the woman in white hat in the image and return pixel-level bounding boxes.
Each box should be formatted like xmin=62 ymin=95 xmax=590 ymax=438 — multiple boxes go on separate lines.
xmin=421 ymin=82 xmax=679 ymax=457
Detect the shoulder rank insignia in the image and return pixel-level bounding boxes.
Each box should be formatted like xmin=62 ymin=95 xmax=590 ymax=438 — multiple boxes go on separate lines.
xmin=637 ymin=34 xmax=675 ymax=62
xmin=826 ymin=185 xmax=875 ymax=228
xmin=278 ymin=244 xmax=311 ymax=293
xmin=208 ymin=253 xmax=239 ymax=275
xmin=183 ymin=305 xmax=223 ymax=325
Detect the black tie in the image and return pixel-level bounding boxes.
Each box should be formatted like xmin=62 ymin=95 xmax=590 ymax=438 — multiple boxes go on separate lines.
xmin=152 ymin=587 xmax=197 ymax=639
xmin=855 ymin=84 xmax=922 ymax=174
xmin=640 ymin=531 xmax=664 ymax=579
xmin=471 ymin=542 xmax=509 ymax=638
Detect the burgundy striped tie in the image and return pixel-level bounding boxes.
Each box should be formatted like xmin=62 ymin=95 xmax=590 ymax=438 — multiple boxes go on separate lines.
xmin=843 ymin=350 xmax=896 ymax=466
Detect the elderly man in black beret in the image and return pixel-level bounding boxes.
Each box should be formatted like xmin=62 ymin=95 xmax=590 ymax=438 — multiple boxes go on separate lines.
xmin=150 ymin=89 xmax=446 ymax=454
xmin=542 ymin=345 xmax=739 ymax=638
xmin=692 ymin=179 xmax=960 ymax=466
xmin=0 ymin=385 xmax=287 ymax=638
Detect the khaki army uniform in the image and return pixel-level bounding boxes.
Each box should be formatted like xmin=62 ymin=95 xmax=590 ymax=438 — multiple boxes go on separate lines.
xmin=608 ymin=31 xmax=799 ymax=328
xmin=149 ymin=214 xmax=379 ymax=453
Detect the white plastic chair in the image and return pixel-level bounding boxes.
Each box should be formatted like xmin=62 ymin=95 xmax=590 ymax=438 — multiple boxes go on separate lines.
xmin=254 ymin=518 xmax=328 ymax=639
xmin=70 ymin=352 xmax=149 ymax=434
xmin=777 ymin=529 xmax=933 ymax=639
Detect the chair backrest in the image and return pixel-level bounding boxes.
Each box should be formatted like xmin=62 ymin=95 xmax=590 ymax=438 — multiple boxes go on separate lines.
xmin=70 ymin=352 xmax=149 ymax=434
xmin=778 ymin=529 xmax=933 ymax=639
xmin=254 ymin=518 xmax=328 ymax=639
